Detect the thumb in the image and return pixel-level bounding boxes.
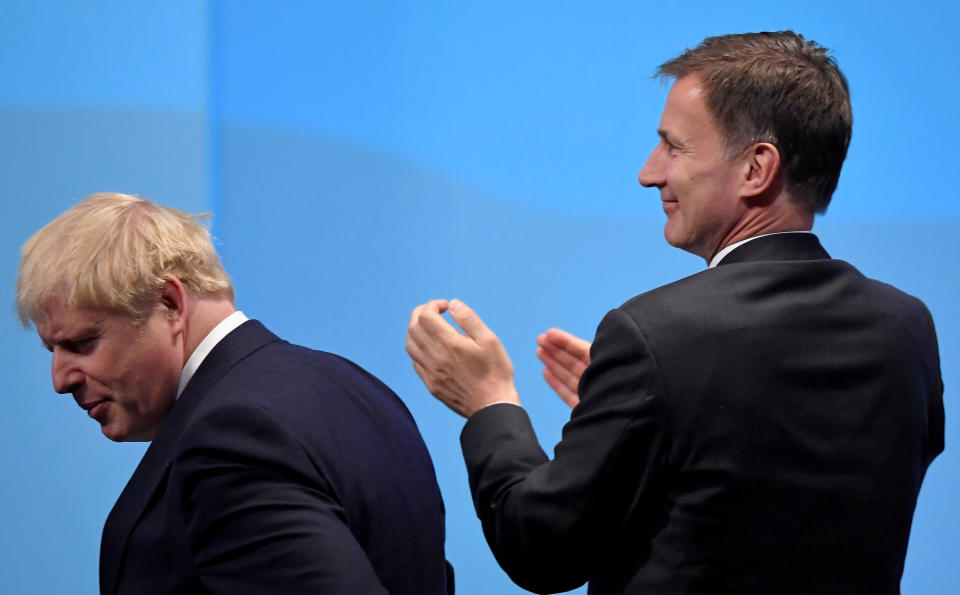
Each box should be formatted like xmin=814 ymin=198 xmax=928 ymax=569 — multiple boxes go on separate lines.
xmin=448 ymin=299 xmax=492 ymax=341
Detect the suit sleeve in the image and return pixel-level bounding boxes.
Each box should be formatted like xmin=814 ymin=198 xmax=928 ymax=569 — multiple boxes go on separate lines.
xmin=460 ymin=308 xmax=671 ymax=593
xmin=172 ymin=399 xmax=388 ymax=595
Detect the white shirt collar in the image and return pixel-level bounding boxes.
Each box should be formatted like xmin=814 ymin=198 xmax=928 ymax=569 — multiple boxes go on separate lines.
xmin=176 ymin=310 xmax=249 ymax=398
xmin=708 ymin=231 xmax=812 ymax=269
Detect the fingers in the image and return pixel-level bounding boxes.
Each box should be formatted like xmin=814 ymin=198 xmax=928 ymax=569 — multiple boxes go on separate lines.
xmin=406 ymin=301 xmax=462 ymax=408
xmin=405 ymin=330 xmax=429 ymax=370
xmin=536 ymin=340 xmax=589 ymax=378
xmin=536 ymin=327 xmax=590 ymax=410
xmin=536 ymin=328 xmax=590 ymax=387
xmin=407 ymin=300 xmax=457 ymax=351
xmin=536 ymin=345 xmax=583 ymax=390
xmin=536 ymin=344 xmax=582 ymax=409
xmin=408 ymin=299 xmax=450 ymax=341
xmin=447 ymin=299 xmax=495 ymax=343
xmin=408 ymin=299 xmax=448 ymax=328
xmin=410 ymin=359 xmax=434 ymax=393
xmin=406 ymin=300 xmax=453 ymax=373
xmin=542 ymin=368 xmax=580 ymax=409
xmin=537 ymin=328 xmax=592 ymax=364
xmin=405 ymin=299 xmax=519 ymax=417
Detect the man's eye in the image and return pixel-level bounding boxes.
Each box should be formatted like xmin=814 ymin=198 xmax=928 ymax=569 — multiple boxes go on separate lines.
xmin=67 ymin=337 xmax=98 ymax=354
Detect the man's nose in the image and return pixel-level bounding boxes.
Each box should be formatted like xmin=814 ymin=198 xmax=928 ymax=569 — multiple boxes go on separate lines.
xmin=51 ymin=350 xmax=83 ymax=395
xmin=637 ymin=146 xmax=664 ymax=188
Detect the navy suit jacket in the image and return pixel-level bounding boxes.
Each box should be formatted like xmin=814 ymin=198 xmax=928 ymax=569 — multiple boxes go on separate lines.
xmin=100 ymin=320 xmax=452 ymax=594
xmin=461 ymin=234 xmax=943 ymax=594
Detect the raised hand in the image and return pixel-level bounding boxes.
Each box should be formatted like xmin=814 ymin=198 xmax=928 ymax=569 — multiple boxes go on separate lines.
xmin=406 ymin=299 xmax=520 ymax=418
xmin=536 ymin=328 xmax=591 ymax=409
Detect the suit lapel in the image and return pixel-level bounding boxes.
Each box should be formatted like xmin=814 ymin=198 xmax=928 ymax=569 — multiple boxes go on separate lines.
xmin=99 ymin=320 xmax=280 ymax=594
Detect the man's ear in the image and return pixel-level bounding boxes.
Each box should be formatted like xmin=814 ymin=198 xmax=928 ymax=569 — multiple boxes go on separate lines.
xmin=741 ymin=142 xmax=781 ymax=198
xmin=159 ymin=277 xmax=188 ymax=335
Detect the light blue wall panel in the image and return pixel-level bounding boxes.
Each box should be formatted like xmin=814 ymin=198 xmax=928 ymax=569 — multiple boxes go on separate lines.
xmin=0 ymin=2 xmax=208 ymax=593
xmin=1 ymin=2 xmax=957 ymax=594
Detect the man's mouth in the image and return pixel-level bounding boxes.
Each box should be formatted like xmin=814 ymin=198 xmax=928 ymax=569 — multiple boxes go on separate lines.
xmin=80 ymin=399 xmax=109 ymax=420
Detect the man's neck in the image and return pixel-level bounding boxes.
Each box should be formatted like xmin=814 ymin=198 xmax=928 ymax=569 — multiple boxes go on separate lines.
xmin=182 ymin=296 xmax=236 ymax=367
xmin=707 ymin=200 xmax=814 ymax=263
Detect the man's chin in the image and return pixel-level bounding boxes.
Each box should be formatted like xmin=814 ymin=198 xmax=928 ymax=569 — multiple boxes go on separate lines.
xmin=100 ymin=424 xmax=129 ymax=442
xmin=663 ymin=227 xmax=711 ymax=260
xmin=663 ymin=227 xmax=692 ymax=253
xmin=100 ymin=423 xmax=151 ymax=443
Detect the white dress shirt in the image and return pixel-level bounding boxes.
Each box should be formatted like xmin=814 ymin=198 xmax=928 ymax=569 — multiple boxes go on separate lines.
xmin=176 ymin=310 xmax=249 ymax=398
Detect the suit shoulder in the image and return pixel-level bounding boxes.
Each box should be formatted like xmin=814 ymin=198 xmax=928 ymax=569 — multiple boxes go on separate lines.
xmin=238 ymin=340 xmax=395 ymax=393
xmin=183 ymin=337 xmax=413 ymax=437
xmin=620 ymin=259 xmax=931 ymax=342
xmin=179 ymin=338 xmax=428 ymax=470
xmin=618 ymin=269 xmax=705 ymax=307
xmin=820 ymin=260 xmax=937 ymax=328
xmin=614 ymin=267 xmax=722 ymax=326
xmin=857 ymin=271 xmax=933 ymax=312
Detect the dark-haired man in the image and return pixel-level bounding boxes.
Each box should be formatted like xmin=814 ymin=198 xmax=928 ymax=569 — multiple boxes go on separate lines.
xmin=407 ymin=31 xmax=943 ymax=593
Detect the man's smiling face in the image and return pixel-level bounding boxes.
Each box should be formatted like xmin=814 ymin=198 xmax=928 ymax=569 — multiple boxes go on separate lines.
xmin=637 ymin=75 xmax=748 ymax=260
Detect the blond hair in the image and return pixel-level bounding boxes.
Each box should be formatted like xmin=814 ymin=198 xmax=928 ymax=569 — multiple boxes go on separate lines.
xmin=16 ymin=193 xmax=233 ymax=326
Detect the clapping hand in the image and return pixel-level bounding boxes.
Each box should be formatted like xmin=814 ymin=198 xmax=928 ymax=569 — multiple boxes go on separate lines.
xmin=406 ymin=299 xmax=520 ymax=418
xmin=536 ymin=328 xmax=591 ymax=409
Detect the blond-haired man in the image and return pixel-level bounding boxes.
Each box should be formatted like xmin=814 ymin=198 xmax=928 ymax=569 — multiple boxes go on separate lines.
xmin=19 ymin=193 xmax=452 ymax=594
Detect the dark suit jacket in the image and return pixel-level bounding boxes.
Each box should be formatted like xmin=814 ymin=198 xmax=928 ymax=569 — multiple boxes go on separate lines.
xmin=100 ymin=320 xmax=452 ymax=594
xmin=461 ymin=234 xmax=944 ymax=594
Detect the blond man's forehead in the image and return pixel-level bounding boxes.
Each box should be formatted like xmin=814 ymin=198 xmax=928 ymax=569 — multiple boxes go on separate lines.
xmin=35 ymin=299 xmax=131 ymax=341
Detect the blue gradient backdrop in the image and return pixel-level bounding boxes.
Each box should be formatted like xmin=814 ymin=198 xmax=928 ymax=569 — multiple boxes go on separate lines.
xmin=2 ymin=2 xmax=956 ymax=593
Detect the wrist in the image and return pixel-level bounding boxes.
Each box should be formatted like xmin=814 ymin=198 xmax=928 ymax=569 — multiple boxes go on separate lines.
xmin=468 ymin=386 xmax=521 ymax=417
